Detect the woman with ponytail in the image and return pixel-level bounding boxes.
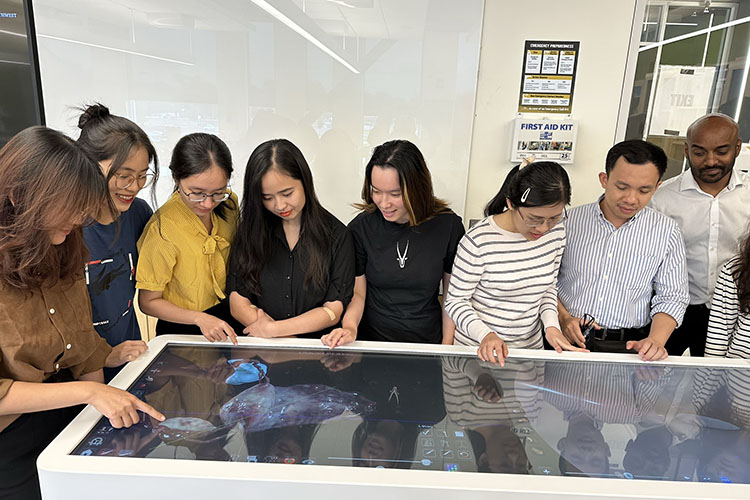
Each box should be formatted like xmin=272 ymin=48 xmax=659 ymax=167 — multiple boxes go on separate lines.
xmin=445 ymin=160 xmax=585 ymax=365
xmin=76 ymin=104 xmax=158 ymax=380
xmin=136 ymin=133 xmax=241 ymax=343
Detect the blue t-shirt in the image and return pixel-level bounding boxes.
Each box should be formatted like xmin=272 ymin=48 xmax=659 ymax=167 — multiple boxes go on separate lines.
xmin=83 ymin=197 xmax=153 ymax=352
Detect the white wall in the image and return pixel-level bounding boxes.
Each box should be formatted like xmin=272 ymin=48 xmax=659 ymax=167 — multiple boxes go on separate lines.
xmin=464 ymin=0 xmax=641 ymax=221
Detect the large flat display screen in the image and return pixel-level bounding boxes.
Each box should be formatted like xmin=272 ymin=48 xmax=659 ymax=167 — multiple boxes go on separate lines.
xmin=70 ymin=344 xmax=750 ymax=484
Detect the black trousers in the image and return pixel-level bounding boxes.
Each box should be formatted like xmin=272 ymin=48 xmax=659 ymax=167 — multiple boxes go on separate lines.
xmin=664 ymin=303 xmax=710 ymax=357
xmin=0 ymin=370 xmax=82 ymax=500
xmin=155 ymin=298 xmax=244 ymax=337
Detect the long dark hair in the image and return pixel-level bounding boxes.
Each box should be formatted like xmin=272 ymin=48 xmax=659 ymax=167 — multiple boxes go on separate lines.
xmin=231 ymin=139 xmax=331 ymax=295
xmin=357 ymin=139 xmax=450 ymax=226
xmin=170 ymin=133 xmax=235 ymax=220
xmin=484 ymin=161 xmax=571 ymax=216
xmin=0 ymin=127 xmax=109 ymax=289
xmin=734 ymin=230 xmax=750 ymax=314
xmin=76 ymin=103 xmax=159 ymax=207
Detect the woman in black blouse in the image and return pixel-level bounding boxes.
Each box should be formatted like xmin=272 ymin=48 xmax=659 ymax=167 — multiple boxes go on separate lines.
xmin=228 ymin=139 xmax=355 ymax=338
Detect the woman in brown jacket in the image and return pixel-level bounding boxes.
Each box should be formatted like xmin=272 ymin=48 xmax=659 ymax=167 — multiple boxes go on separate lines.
xmin=0 ymin=127 xmax=164 ymax=500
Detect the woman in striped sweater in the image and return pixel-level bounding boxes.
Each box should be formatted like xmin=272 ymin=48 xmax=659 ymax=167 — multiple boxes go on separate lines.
xmin=445 ymin=160 xmax=585 ymax=365
xmin=706 ymin=230 xmax=750 ymax=359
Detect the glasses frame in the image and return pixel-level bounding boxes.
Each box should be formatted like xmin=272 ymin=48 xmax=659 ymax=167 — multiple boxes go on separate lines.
xmin=580 ymin=313 xmax=596 ymax=342
xmin=517 ymin=205 xmax=568 ymax=228
xmin=113 ymin=170 xmax=156 ymax=190
xmin=177 ymin=182 xmax=232 ymax=203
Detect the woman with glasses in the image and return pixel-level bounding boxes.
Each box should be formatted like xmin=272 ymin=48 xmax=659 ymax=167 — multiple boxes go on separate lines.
xmin=227 ymin=139 xmax=355 ymax=339
xmin=445 ymin=160 xmax=585 ymax=365
xmin=137 ymin=133 xmax=242 ymax=342
xmin=322 ymin=139 xmax=465 ymax=347
xmin=76 ymin=104 xmax=159 ymax=381
xmin=0 ymin=127 xmax=164 ymax=500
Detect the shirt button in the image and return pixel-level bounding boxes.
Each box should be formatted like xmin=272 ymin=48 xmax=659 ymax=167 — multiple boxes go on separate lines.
xmin=66 ymin=343 xmax=72 ymax=350
xmin=607 ymin=253 xmax=612 ymax=258
xmin=54 ymin=363 xmax=60 ymax=370
xmin=285 ymin=295 xmax=290 ymax=299
xmin=286 ymin=276 xmax=290 ymax=280
xmin=49 ymin=308 xmax=55 ymax=314
xmin=286 ymin=313 xmax=292 ymax=318
xmin=603 ymin=275 xmax=608 ymax=280
xmin=598 ymin=297 xmax=603 ymax=302
xmin=289 ymin=254 xmax=293 ymax=260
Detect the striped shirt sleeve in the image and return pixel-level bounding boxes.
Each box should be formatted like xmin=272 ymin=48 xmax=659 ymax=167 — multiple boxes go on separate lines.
xmin=540 ymin=232 xmax=565 ymax=332
xmin=445 ymin=232 xmax=493 ymax=344
xmin=650 ymin=222 xmax=689 ymax=327
xmin=706 ymin=260 xmax=740 ymax=358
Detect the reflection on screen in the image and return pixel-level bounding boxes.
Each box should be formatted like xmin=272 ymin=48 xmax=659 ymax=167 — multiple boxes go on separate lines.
xmin=70 ymin=344 xmax=750 ymax=483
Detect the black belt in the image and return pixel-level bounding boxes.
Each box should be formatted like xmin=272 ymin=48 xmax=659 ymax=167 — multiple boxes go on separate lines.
xmin=591 ymin=324 xmax=650 ymax=342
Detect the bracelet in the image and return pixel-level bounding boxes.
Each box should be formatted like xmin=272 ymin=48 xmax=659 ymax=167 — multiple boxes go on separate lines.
xmin=322 ymin=306 xmax=336 ymax=321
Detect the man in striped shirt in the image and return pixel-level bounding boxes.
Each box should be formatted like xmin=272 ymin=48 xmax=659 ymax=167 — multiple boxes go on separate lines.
xmin=557 ymin=140 xmax=689 ymax=361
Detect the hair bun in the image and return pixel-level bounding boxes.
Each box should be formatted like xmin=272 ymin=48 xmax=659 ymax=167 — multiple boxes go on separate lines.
xmin=77 ymin=103 xmax=110 ymax=129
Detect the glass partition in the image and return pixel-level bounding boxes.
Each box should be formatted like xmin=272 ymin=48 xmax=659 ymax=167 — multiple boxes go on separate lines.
xmin=625 ymin=0 xmax=750 ymax=179
xmin=32 ymin=0 xmax=483 ymax=221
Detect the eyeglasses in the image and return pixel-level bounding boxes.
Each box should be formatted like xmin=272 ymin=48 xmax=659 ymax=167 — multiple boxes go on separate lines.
xmin=517 ymin=206 xmax=568 ymax=228
xmin=178 ymin=182 xmax=232 ymax=203
xmin=113 ymin=170 xmax=155 ymax=190
xmin=580 ymin=313 xmax=596 ymax=341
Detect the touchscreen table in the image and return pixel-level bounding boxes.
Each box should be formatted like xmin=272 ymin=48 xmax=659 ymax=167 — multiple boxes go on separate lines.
xmin=38 ymin=336 xmax=750 ymax=500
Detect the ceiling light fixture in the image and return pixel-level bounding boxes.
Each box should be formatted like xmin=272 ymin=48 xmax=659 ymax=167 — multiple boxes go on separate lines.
xmin=37 ymin=34 xmax=194 ymax=66
xmin=250 ymin=0 xmax=359 ymax=74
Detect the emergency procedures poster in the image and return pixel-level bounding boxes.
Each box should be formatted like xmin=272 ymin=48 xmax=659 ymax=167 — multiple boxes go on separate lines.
xmin=518 ymin=41 xmax=580 ymax=114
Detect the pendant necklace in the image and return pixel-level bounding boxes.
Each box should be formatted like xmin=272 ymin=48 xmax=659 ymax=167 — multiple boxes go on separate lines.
xmin=396 ymin=240 xmax=409 ymax=269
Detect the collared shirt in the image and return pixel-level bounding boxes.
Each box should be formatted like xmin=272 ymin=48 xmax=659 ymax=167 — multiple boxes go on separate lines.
xmin=649 ymin=167 xmax=750 ymax=305
xmin=0 ymin=276 xmax=112 ymax=432
xmin=558 ymin=200 xmax=689 ymax=329
xmin=543 ymin=361 xmax=672 ymax=424
xmin=136 ymin=192 xmax=238 ymax=312
xmin=226 ymin=209 xmax=355 ymax=338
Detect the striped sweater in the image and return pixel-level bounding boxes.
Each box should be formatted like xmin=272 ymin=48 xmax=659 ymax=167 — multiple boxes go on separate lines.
xmin=445 ymin=215 xmax=565 ymax=349
xmin=706 ymin=257 xmax=750 ymax=359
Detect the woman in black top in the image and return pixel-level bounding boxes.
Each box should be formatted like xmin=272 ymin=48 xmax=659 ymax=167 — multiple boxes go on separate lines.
xmin=323 ymin=140 xmax=465 ymax=347
xmin=228 ymin=139 xmax=355 ymax=339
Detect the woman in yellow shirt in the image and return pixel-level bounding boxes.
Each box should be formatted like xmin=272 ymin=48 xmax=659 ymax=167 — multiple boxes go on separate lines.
xmin=137 ymin=133 xmax=241 ymax=343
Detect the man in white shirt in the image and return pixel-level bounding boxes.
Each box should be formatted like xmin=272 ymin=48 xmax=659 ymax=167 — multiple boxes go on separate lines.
xmin=650 ymin=114 xmax=750 ymax=357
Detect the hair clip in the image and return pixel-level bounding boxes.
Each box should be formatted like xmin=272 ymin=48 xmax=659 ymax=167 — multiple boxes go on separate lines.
xmin=521 ymin=187 xmax=531 ymax=203
xmin=519 ymin=155 xmax=536 ymax=170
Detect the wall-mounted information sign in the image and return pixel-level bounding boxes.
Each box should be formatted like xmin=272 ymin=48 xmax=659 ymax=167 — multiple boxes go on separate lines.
xmin=511 ymin=117 xmax=578 ymax=164
xmin=518 ymin=40 xmax=580 ymax=114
